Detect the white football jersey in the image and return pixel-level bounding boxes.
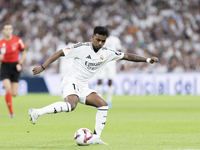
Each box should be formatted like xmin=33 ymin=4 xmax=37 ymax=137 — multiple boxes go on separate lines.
xmin=62 ymin=42 xmax=124 ymax=84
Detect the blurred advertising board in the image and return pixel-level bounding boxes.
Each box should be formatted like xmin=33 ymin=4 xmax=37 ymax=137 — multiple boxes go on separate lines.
xmin=0 ymin=73 xmax=199 ymax=96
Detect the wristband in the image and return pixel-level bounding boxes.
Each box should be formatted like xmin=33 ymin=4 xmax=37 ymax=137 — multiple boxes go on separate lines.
xmin=18 ymin=63 xmax=22 ymax=66
xmin=41 ymin=65 xmax=45 ymax=70
xmin=146 ymin=58 xmax=151 ymax=63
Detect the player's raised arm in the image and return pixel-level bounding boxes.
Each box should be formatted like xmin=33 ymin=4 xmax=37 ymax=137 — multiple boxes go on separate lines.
xmin=32 ymin=50 xmax=64 ymax=75
xmin=121 ymin=53 xmax=159 ymax=64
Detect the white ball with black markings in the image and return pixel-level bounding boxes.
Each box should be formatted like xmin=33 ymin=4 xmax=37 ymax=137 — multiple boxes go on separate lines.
xmin=74 ymin=128 xmax=93 ymax=146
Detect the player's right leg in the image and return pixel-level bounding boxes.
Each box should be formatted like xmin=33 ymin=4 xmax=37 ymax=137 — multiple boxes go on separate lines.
xmin=29 ymin=95 xmax=78 ymax=124
xmin=29 ymin=81 xmax=80 ymax=124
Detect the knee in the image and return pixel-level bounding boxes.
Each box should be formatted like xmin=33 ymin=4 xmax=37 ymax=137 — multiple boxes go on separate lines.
xmin=104 ymin=101 xmax=108 ymax=106
xmin=70 ymin=103 xmax=77 ymax=111
xmin=64 ymin=95 xmax=78 ymax=111
xmin=100 ymin=100 xmax=108 ymax=107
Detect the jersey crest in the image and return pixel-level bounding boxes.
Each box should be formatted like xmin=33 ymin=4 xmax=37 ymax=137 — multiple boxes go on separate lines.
xmin=100 ymin=55 xmax=104 ymax=60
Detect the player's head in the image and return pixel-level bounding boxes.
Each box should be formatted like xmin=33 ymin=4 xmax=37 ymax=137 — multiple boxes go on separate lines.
xmin=92 ymin=26 xmax=108 ymax=52
xmin=2 ymin=23 xmax=13 ymax=39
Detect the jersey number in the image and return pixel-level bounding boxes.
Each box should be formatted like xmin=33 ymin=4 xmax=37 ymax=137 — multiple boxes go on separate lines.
xmin=72 ymin=83 xmax=79 ymax=91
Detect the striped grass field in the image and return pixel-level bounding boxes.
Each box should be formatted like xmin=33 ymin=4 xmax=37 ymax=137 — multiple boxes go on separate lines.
xmin=0 ymin=94 xmax=200 ymax=150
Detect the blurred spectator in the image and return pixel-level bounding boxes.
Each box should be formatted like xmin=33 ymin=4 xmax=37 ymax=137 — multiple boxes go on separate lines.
xmin=0 ymin=0 xmax=200 ymax=76
xmin=153 ymin=58 xmax=168 ymax=73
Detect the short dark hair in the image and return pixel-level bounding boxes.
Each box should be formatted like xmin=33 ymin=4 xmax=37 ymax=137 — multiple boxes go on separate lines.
xmin=93 ymin=26 xmax=108 ymax=37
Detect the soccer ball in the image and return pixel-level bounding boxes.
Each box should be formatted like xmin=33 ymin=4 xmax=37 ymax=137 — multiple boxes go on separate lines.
xmin=74 ymin=128 xmax=93 ymax=146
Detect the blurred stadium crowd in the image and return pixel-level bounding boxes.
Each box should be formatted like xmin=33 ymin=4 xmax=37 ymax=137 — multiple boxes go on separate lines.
xmin=0 ymin=0 xmax=200 ymax=76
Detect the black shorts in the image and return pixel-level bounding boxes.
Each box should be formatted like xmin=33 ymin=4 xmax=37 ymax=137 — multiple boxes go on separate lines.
xmin=1 ymin=62 xmax=20 ymax=82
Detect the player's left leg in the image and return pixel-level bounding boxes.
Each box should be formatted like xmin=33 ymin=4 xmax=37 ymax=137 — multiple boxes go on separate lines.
xmin=85 ymin=92 xmax=108 ymax=145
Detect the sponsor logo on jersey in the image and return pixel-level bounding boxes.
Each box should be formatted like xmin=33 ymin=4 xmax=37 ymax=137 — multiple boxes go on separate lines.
xmin=85 ymin=61 xmax=102 ymax=71
xmin=100 ymin=55 xmax=104 ymax=60
xmin=86 ymin=55 xmax=91 ymax=59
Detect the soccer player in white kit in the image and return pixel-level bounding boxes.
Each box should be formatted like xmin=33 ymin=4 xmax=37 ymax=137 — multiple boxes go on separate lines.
xmin=29 ymin=26 xmax=159 ymax=145
xmin=96 ymin=25 xmax=122 ymax=108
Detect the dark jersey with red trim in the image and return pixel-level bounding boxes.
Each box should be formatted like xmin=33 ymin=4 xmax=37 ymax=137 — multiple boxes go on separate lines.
xmin=0 ymin=35 xmax=25 ymax=63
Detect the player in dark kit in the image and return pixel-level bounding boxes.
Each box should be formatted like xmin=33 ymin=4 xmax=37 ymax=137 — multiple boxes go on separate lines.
xmin=0 ymin=23 xmax=26 ymax=118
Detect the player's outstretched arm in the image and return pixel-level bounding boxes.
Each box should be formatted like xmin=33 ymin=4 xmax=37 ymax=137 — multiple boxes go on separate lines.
xmin=121 ymin=53 xmax=159 ymax=64
xmin=32 ymin=50 xmax=64 ymax=75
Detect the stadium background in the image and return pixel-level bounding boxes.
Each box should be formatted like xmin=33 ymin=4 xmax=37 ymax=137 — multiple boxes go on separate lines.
xmin=0 ymin=0 xmax=200 ymax=95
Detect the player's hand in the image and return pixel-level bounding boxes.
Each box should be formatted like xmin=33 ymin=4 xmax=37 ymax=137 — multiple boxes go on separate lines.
xmin=32 ymin=66 xmax=44 ymax=75
xmin=150 ymin=57 xmax=159 ymax=64
xmin=16 ymin=64 xmax=22 ymax=72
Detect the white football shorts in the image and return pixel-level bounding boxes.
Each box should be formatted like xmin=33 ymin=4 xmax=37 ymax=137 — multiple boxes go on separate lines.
xmin=97 ymin=61 xmax=116 ymax=79
xmin=61 ymin=76 xmax=97 ymax=104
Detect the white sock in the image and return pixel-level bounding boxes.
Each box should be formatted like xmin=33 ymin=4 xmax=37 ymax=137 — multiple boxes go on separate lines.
xmin=94 ymin=106 xmax=108 ymax=136
xmin=37 ymin=101 xmax=71 ymax=116
xmin=96 ymin=85 xmax=103 ymax=95
xmin=107 ymin=86 xmax=114 ymax=103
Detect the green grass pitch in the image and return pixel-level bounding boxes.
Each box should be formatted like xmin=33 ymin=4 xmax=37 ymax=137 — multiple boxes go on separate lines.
xmin=0 ymin=94 xmax=200 ymax=150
